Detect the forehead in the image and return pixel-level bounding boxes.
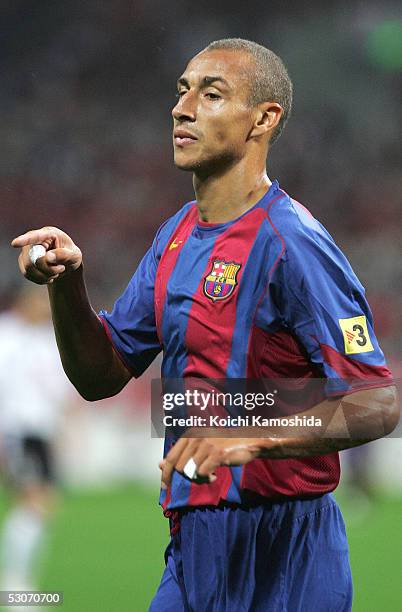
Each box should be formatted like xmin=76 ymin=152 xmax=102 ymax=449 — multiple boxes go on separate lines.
xmin=180 ymin=49 xmax=253 ymax=92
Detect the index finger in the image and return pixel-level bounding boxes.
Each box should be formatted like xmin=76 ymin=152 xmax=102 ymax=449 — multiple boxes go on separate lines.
xmin=11 ymin=228 xmax=58 ymax=248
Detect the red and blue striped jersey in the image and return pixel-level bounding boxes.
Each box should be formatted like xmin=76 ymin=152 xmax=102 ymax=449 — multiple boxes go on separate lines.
xmin=99 ymin=180 xmax=393 ymax=510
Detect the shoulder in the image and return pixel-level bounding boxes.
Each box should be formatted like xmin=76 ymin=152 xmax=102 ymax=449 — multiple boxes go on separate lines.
xmin=265 ymin=188 xmax=329 ymax=249
xmin=0 ymin=313 xmax=24 ymax=355
xmin=264 ymin=187 xmax=361 ymax=287
xmin=0 ymin=312 xmax=20 ymax=333
xmin=266 ymin=189 xmax=345 ymax=262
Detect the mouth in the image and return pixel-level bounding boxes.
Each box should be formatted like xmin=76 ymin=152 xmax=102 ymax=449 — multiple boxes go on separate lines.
xmin=173 ymin=128 xmax=198 ymax=147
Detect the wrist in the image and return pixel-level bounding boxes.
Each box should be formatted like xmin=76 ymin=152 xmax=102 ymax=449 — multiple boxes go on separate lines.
xmin=48 ymin=262 xmax=84 ymax=288
xmin=254 ymin=437 xmax=279 ymax=458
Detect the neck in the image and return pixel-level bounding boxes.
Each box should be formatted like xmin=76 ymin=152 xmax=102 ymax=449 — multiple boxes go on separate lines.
xmin=193 ymin=155 xmax=271 ymax=223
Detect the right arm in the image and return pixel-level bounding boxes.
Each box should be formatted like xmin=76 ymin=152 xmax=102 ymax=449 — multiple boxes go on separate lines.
xmin=11 ymin=227 xmax=131 ymax=401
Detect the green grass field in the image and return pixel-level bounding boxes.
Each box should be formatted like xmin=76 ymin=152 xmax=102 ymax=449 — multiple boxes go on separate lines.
xmin=0 ymin=485 xmax=400 ymax=611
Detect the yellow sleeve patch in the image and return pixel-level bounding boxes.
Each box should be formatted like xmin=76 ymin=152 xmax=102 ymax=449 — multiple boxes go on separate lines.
xmin=338 ymin=315 xmax=374 ymax=355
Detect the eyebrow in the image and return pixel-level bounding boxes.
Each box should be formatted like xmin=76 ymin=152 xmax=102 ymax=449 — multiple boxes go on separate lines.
xmin=177 ymin=75 xmax=231 ymax=90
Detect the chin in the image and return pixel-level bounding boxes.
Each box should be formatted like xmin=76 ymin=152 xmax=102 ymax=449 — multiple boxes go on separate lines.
xmin=173 ymin=150 xmax=234 ymax=176
xmin=173 ymin=152 xmax=202 ymax=172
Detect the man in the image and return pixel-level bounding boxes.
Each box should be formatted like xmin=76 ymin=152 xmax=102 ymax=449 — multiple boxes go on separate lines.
xmin=0 ymin=285 xmax=70 ymax=596
xmin=12 ymin=39 xmax=399 ymax=611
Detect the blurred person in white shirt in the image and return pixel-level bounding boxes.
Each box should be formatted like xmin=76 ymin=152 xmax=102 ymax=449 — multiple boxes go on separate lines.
xmin=0 ymin=284 xmax=71 ymax=592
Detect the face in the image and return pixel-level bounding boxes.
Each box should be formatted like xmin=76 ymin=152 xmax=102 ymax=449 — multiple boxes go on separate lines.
xmin=172 ymin=49 xmax=256 ymax=175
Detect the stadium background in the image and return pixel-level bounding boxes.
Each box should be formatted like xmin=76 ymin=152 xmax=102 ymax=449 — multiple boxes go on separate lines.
xmin=0 ymin=1 xmax=401 ymax=610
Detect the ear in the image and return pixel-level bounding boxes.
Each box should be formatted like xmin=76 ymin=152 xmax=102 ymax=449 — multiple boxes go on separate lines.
xmin=249 ymin=102 xmax=283 ymax=140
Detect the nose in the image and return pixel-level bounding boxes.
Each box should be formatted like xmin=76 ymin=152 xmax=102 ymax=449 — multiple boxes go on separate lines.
xmin=172 ymin=91 xmax=196 ymax=122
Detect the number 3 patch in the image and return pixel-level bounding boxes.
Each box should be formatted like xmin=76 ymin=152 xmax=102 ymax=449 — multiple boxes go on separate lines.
xmin=338 ymin=315 xmax=374 ymax=355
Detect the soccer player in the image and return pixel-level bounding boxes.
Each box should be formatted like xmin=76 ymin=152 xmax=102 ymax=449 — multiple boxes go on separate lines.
xmin=0 ymin=285 xmax=70 ymax=594
xmin=12 ymin=39 xmax=399 ymax=611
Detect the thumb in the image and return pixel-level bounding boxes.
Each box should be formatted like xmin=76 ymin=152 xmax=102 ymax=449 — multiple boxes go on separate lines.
xmin=46 ymin=246 xmax=82 ymax=266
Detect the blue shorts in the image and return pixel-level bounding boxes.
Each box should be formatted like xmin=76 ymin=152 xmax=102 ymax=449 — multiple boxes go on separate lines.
xmin=149 ymin=494 xmax=352 ymax=612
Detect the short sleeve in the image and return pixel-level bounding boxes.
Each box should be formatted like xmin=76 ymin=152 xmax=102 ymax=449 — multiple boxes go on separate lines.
xmin=275 ymin=225 xmax=393 ymax=395
xmin=99 ymin=238 xmax=162 ymax=378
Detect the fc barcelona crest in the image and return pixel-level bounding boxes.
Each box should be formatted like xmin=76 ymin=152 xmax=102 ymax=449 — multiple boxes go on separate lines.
xmin=204 ymin=260 xmax=241 ymax=302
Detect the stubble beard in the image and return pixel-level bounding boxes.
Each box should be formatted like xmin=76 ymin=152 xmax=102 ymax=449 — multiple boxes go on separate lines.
xmin=174 ymin=148 xmax=240 ymax=180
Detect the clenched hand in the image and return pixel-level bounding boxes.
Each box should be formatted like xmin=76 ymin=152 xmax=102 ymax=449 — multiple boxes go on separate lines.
xmin=11 ymin=226 xmax=82 ymax=285
xmin=159 ymin=431 xmax=263 ymax=488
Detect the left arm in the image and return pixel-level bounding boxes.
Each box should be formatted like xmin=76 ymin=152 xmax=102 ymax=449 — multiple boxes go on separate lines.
xmin=257 ymin=384 xmax=399 ymax=457
xmin=160 ymin=384 xmax=400 ymax=487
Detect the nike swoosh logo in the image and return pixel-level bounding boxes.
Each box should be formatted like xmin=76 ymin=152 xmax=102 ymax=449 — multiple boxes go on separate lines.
xmin=169 ymin=237 xmax=183 ymax=250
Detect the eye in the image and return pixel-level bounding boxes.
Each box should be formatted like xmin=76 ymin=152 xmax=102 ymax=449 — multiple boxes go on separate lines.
xmin=176 ymin=90 xmax=187 ymax=98
xmin=205 ymin=92 xmax=221 ymax=100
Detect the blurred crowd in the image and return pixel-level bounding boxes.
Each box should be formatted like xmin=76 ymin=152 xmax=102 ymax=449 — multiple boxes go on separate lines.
xmin=0 ymin=0 xmax=401 ymax=362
